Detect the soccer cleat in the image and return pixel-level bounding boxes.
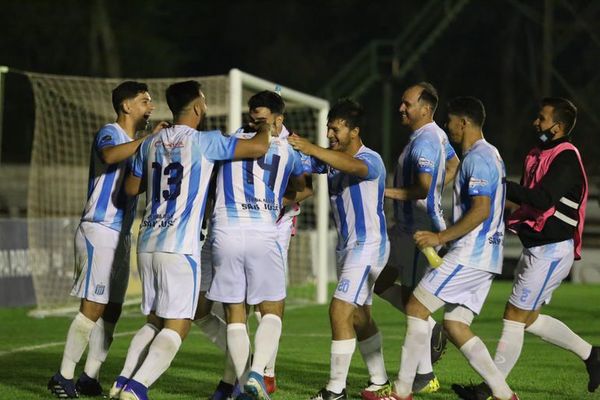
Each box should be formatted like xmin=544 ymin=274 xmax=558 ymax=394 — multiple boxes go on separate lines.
xmin=76 ymin=372 xmax=103 ymax=396
xmin=119 ymin=379 xmax=149 ymax=400
xmin=451 ymin=382 xmax=492 ymax=400
xmin=109 ymin=376 xmax=129 ymax=399
xmin=309 ymin=387 xmax=348 ymax=400
xmin=243 ymin=371 xmax=271 ymax=400
xmin=585 ymin=345 xmax=600 ymax=392
xmin=263 ymin=375 xmax=276 ymax=394
xmin=210 ymin=380 xmax=235 ymax=400
xmin=412 ymin=373 xmax=440 ymax=393
xmin=48 ymin=372 xmax=80 ymax=398
xmin=490 ymin=395 xmax=520 ymax=400
xmin=360 ymin=386 xmax=411 ymax=400
xmin=430 ymin=322 xmax=448 ymax=364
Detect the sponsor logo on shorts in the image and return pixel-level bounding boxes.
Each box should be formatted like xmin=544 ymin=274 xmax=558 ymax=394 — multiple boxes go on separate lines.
xmin=337 ymin=279 xmax=350 ymax=293
xmin=95 ymin=284 xmax=105 ymax=296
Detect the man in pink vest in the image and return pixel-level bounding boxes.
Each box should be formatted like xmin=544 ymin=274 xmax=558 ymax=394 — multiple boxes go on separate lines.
xmin=453 ymin=97 xmax=599 ymax=399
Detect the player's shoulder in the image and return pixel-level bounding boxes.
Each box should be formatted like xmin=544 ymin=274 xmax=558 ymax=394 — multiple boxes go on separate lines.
xmin=96 ymin=123 xmax=121 ymax=139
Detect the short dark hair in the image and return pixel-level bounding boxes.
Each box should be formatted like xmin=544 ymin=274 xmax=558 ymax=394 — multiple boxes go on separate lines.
xmin=447 ymin=96 xmax=486 ymax=127
xmin=112 ymin=81 xmax=148 ymax=114
xmin=416 ymin=81 xmax=439 ymax=114
xmin=327 ymin=98 xmax=364 ymax=130
xmin=248 ymin=90 xmax=285 ymax=114
xmin=541 ymin=97 xmax=577 ymax=135
xmin=166 ymin=80 xmax=202 ymax=116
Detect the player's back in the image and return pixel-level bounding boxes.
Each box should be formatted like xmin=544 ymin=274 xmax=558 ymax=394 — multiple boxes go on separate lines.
xmin=323 ymin=146 xmax=388 ymax=256
xmin=81 ymin=123 xmax=136 ymax=233
xmin=393 ymin=122 xmax=453 ymax=233
xmin=444 ymin=139 xmax=506 ymax=273
xmin=212 ymin=130 xmax=304 ymax=226
xmin=135 ymin=125 xmax=232 ymax=256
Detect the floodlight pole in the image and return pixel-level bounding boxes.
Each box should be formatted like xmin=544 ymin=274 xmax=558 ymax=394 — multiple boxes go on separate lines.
xmin=0 ymin=66 xmax=8 ymax=164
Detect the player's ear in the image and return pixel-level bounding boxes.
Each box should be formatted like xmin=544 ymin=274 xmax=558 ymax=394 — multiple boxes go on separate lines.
xmin=351 ymin=126 xmax=360 ymax=137
xmin=121 ymin=100 xmax=131 ymax=115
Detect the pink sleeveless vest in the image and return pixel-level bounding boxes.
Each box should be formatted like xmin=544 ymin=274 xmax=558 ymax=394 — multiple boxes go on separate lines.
xmin=507 ymin=142 xmax=588 ymax=260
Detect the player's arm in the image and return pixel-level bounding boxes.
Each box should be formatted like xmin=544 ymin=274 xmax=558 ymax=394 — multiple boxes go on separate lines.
xmin=100 ymin=121 xmax=169 ymax=164
xmin=444 ymin=153 xmax=460 ymax=185
xmin=283 ymin=175 xmax=313 ymax=206
xmin=414 ymin=195 xmax=490 ymax=247
xmin=384 ymin=172 xmax=431 ymax=201
xmin=125 ymin=173 xmax=143 ymax=197
xmin=232 ymin=122 xmax=272 ymax=159
xmin=287 ymin=136 xmax=368 ymax=178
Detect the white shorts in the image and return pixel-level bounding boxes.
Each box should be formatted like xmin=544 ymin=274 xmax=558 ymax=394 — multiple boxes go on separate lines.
xmin=509 ymin=239 xmax=574 ymax=311
xmin=388 ymin=226 xmax=430 ymax=288
xmin=206 ymin=226 xmax=286 ymax=305
xmin=418 ymin=261 xmax=495 ymax=314
xmin=71 ymin=221 xmax=130 ymax=304
xmin=334 ymin=243 xmax=390 ymax=306
xmin=276 ymin=218 xmax=293 ymax=274
xmin=138 ymin=252 xmax=200 ymax=319
xmin=200 ymin=233 xmax=214 ymax=292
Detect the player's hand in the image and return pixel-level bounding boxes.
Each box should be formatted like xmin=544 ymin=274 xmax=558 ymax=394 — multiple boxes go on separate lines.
xmin=288 ymin=136 xmax=316 ymax=155
xmin=414 ymin=230 xmax=441 ymax=248
xmin=152 ymin=121 xmax=171 ymax=134
xmin=255 ymin=121 xmax=274 ymax=136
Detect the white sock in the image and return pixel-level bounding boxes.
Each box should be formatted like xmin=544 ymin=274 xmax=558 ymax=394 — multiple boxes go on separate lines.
xmin=416 ymin=318 xmax=435 ymax=374
xmin=60 ymin=312 xmax=96 ymax=379
xmin=378 ymin=284 xmax=406 ymax=313
xmin=83 ymin=318 xmax=116 ymax=379
xmin=119 ymin=324 xmax=159 ymax=379
xmin=264 ymin=340 xmax=278 ymax=377
xmin=326 ymin=338 xmax=356 ymax=394
xmin=526 ymin=314 xmax=593 ymax=360
xmin=251 ymin=314 xmax=282 ymax=375
xmin=494 ymin=319 xmax=526 ymax=378
xmin=394 ymin=316 xmax=429 ymax=397
xmin=194 ymin=313 xmax=227 ymax=352
xmin=460 ymin=336 xmax=513 ymax=399
xmin=358 ymin=332 xmax=388 ymax=385
xmin=131 ymin=328 xmax=182 ymax=388
xmin=254 ymin=310 xmax=262 ymax=323
xmin=227 ymin=323 xmax=251 ymax=380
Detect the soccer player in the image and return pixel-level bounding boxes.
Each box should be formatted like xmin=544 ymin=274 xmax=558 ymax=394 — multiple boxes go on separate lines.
xmin=374 ymin=82 xmax=458 ymax=393
xmin=288 ymin=99 xmax=390 ymax=400
xmin=453 ymin=97 xmax=600 ymax=399
xmin=48 ymin=81 xmax=163 ymax=398
xmin=200 ymin=91 xmax=312 ymax=400
xmin=206 ymin=90 xmax=307 ymax=400
xmin=371 ymin=97 xmax=519 ymax=400
xmin=109 ymin=80 xmax=271 ymax=400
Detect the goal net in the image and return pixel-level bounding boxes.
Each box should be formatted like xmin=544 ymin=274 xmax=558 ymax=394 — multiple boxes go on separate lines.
xmin=24 ymin=69 xmax=330 ymax=313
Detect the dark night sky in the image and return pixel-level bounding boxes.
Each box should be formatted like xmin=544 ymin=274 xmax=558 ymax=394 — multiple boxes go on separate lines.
xmin=1 ymin=0 xmax=599 ymax=175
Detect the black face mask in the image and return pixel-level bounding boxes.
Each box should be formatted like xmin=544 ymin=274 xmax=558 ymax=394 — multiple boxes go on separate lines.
xmin=537 ymin=123 xmax=558 ymax=143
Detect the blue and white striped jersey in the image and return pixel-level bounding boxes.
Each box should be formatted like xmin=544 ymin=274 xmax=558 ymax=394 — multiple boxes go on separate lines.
xmin=132 ymin=125 xmax=238 ymax=256
xmin=312 ymin=146 xmax=389 ymax=262
xmin=211 ymin=126 xmax=305 ymax=226
xmin=394 ymin=122 xmax=455 ymax=234
xmin=81 ymin=123 xmax=136 ymax=233
xmin=443 ymin=139 xmax=506 ymax=274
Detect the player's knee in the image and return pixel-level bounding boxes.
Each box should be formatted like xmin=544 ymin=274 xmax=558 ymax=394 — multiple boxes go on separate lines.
xmin=407 ymin=286 xmax=442 ymax=318
xmin=194 ymin=293 xmax=213 ymax=320
xmin=504 ymin=302 xmax=531 ymax=322
xmin=330 ymin=298 xmax=355 ymax=324
xmin=80 ymin=299 xmax=106 ymax=322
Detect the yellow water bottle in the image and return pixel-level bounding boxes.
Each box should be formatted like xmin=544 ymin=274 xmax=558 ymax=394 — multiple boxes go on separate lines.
xmin=421 ymin=246 xmax=443 ymax=268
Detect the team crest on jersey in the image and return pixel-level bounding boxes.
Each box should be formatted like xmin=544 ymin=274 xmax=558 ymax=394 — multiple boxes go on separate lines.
xmin=94 ymin=284 xmax=105 ymax=296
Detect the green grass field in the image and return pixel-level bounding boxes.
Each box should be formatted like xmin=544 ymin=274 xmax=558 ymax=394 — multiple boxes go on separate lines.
xmin=1 ymin=281 xmax=599 ymax=400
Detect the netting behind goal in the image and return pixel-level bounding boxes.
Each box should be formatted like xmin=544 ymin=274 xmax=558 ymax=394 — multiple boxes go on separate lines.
xmin=25 ymin=70 xmax=329 ymax=311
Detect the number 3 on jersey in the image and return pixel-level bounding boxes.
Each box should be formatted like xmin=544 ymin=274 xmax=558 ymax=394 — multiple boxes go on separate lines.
xmin=152 ymin=161 xmax=184 ymax=202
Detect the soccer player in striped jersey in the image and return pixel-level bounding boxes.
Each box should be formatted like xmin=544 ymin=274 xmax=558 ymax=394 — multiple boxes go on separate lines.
xmin=288 ymin=99 xmax=390 ymax=400
xmin=453 ymin=98 xmax=599 ymax=399
xmin=48 ymin=81 xmax=165 ymax=399
xmin=110 ymin=81 xmax=271 ymax=400
xmin=373 ymin=97 xmax=518 ymax=400
xmin=206 ymin=90 xmax=307 ymax=400
xmin=374 ymin=82 xmax=458 ymax=394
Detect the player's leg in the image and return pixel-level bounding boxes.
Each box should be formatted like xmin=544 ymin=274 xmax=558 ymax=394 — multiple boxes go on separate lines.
xmin=354 ymin=304 xmax=391 ymax=398
xmin=119 ymin=252 xmax=200 ymax=400
xmin=49 ymin=223 xmax=116 ymax=398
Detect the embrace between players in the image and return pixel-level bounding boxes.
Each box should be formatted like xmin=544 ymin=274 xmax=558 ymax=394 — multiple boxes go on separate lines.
xmin=47 ymin=79 xmax=598 ymax=400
